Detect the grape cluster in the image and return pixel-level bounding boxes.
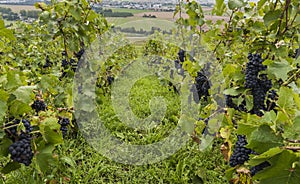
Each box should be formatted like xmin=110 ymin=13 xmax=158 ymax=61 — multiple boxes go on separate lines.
xmin=58 ymin=118 xmax=70 ymax=138
xmin=5 ymin=119 xmax=33 ymax=166
xmin=61 ymin=59 xmax=69 ymax=68
xmin=193 ymin=71 xmax=210 ymax=102
xmin=8 ymin=136 xmax=33 ymax=166
xmin=244 ymin=53 xmax=267 ymax=88
xmin=107 ymin=76 xmax=114 ymax=85
xmin=266 ymin=90 xmax=278 ymax=111
xmin=5 ymin=119 xmax=33 ymax=141
xmin=31 ymin=100 xmax=47 ymax=113
xmin=250 ymin=161 xmax=271 ymax=176
xmin=75 ymin=48 xmax=85 ymax=60
xmin=173 ymin=49 xmax=185 ymax=77
xmin=178 ymin=49 xmax=185 ymax=63
xmin=43 ymin=56 xmax=52 ymax=68
xmin=225 ymin=95 xmax=247 ymax=112
xmin=294 ymin=48 xmax=300 ymax=59
xmin=229 ymin=135 xmax=255 ymax=167
xmin=244 ymin=53 xmax=275 ymax=116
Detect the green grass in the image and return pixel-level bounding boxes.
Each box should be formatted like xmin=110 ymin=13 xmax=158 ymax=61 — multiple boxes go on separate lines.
xmin=1 ymin=73 xmax=229 ymax=184
xmin=111 ymin=8 xmax=152 ymax=14
xmin=109 ymin=17 xmax=175 ymax=31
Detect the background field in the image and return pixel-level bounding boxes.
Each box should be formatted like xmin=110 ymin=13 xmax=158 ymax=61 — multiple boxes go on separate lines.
xmin=0 ymin=4 xmax=39 ymax=12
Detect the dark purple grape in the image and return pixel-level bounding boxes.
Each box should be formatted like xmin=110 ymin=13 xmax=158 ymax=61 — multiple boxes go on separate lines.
xmin=31 ymin=100 xmax=47 ymax=113
xmin=250 ymin=161 xmax=271 ymax=176
xmin=229 ymin=135 xmax=255 ymax=167
xmin=8 ymin=136 xmax=33 ymax=166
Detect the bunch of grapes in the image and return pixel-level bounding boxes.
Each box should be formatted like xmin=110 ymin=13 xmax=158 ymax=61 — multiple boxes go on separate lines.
xmin=5 ymin=119 xmax=33 ymax=141
xmin=107 ymin=76 xmax=114 ymax=85
xmin=225 ymin=95 xmax=247 ymax=112
xmin=31 ymin=100 xmax=47 ymax=113
xmin=178 ymin=49 xmax=185 ymax=63
xmin=244 ymin=53 xmax=267 ymax=88
xmin=173 ymin=49 xmax=185 ymax=77
xmin=294 ymin=48 xmax=300 ymax=59
xmin=61 ymin=59 xmax=69 ymax=68
xmin=229 ymin=135 xmax=255 ymax=167
xmin=75 ymin=48 xmax=85 ymax=60
xmin=244 ymin=53 xmax=275 ymax=116
xmin=250 ymin=161 xmax=271 ymax=176
xmin=58 ymin=118 xmax=70 ymax=138
xmin=5 ymin=119 xmax=33 ymax=166
xmin=266 ymin=90 xmax=278 ymax=111
xmin=43 ymin=55 xmax=52 ymax=68
xmin=8 ymin=136 xmax=33 ymax=166
xmin=193 ymin=71 xmax=210 ymax=102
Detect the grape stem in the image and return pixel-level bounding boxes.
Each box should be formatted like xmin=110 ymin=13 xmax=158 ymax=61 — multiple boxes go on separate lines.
xmin=282 ymin=68 xmax=300 ymax=86
xmin=287 ymin=139 xmax=300 ymax=143
xmin=285 ymin=146 xmax=300 ymax=151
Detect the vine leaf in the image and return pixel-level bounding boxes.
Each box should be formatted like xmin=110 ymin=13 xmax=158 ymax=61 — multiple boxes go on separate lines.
xmin=0 ymin=19 xmax=15 ymax=41
xmin=237 ymin=123 xmax=257 ymax=138
xmin=254 ymin=150 xmax=300 ymax=184
xmin=248 ymin=147 xmax=283 ymax=166
xmin=268 ymin=60 xmax=292 ymax=81
xmin=277 ymin=87 xmax=295 ymax=109
xmin=212 ymin=0 xmax=226 ymax=16
xmin=0 ymin=89 xmax=9 ymax=120
xmin=44 ymin=126 xmax=63 ymax=145
xmin=263 ymin=10 xmax=281 ymax=26
xmin=12 ymin=86 xmax=36 ymax=104
xmin=36 ymin=144 xmax=56 ymax=172
xmin=1 ymin=161 xmax=21 ymax=174
xmin=247 ymin=124 xmax=284 ymax=153
xmin=228 ymin=0 xmax=246 ymax=10
xmin=282 ymin=116 xmax=300 ymax=139
xmin=257 ymin=0 xmax=268 ymax=9
xmin=0 ymin=137 xmax=13 ymax=157
xmin=223 ymin=87 xmax=243 ymax=96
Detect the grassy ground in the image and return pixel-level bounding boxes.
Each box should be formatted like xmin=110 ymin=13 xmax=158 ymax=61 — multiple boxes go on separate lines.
xmin=0 ymin=4 xmax=38 ymax=12
xmin=112 ymin=18 xmax=176 ymax=31
xmin=1 ymin=75 xmax=229 ymax=184
xmin=111 ymin=8 xmax=152 ymax=14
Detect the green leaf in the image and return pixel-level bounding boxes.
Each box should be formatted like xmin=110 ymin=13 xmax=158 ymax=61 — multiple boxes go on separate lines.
xmin=228 ymin=0 xmax=246 ymax=10
xmin=0 ymin=138 xmax=13 ymax=157
xmin=248 ymin=124 xmax=284 ymax=153
xmin=180 ymin=115 xmax=195 ymax=134
xmin=268 ymin=60 xmax=292 ymax=81
xmin=212 ymin=0 xmax=226 ymax=16
xmin=263 ymin=10 xmax=281 ymax=26
xmin=36 ymin=144 xmax=55 ymax=172
xmin=12 ymin=86 xmax=36 ymax=104
xmin=199 ymin=135 xmax=214 ymax=151
xmin=44 ymin=126 xmax=63 ymax=145
xmin=0 ymin=89 xmax=9 ymax=120
xmin=9 ymin=100 xmax=32 ymax=117
xmin=1 ymin=162 xmax=21 ymax=174
xmin=248 ymin=147 xmax=283 ymax=166
xmin=277 ymin=87 xmax=295 ymax=109
xmin=237 ymin=123 xmax=258 ymax=137
xmin=257 ymin=0 xmax=268 ymax=9
xmin=0 ymin=20 xmax=15 ymax=41
xmin=282 ymin=116 xmax=300 ymax=139
xmin=223 ymin=87 xmax=243 ymax=96
xmin=39 ymin=75 xmax=60 ymax=94
xmin=5 ymin=71 xmax=24 ymax=90
xmin=245 ymin=95 xmax=253 ymax=111
xmin=69 ymin=5 xmax=81 ymax=21
xmin=254 ymin=150 xmax=300 ymax=184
